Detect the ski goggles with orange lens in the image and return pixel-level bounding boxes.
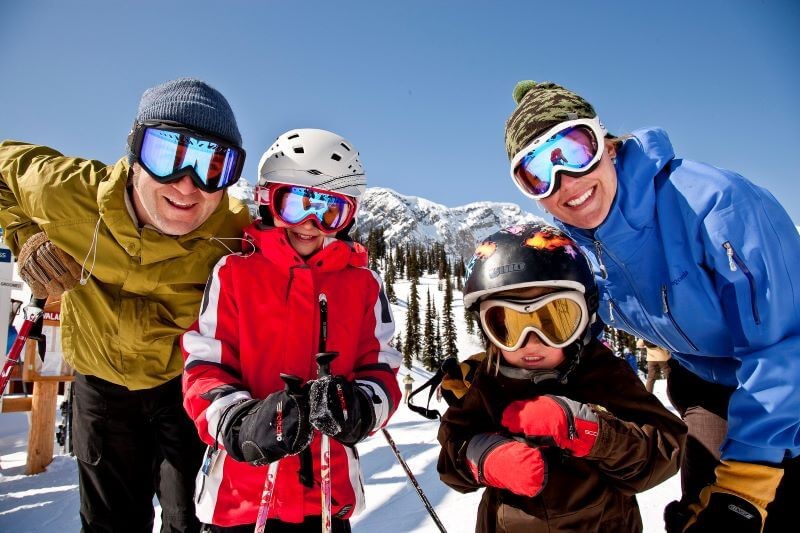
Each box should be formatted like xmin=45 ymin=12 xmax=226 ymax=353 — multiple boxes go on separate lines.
xmin=479 ymin=291 xmax=588 ymax=351
xmin=129 ymin=121 xmax=245 ymax=193
xmin=264 ymin=183 xmax=356 ymax=232
xmin=510 ymin=117 xmax=607 ymax=200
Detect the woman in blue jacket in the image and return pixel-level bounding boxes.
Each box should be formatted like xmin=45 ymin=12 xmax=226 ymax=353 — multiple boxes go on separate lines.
xmin=502 ymin=80 xmax=799 ymax=533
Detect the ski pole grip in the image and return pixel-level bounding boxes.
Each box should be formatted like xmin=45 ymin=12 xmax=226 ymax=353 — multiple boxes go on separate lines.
xmin=279 ymin=373 xmax=304 ymax=396
xmin=30 ymin=297 xmax=48 ymax=309
xmin=315 ymin=352 xmax=338 ymax=378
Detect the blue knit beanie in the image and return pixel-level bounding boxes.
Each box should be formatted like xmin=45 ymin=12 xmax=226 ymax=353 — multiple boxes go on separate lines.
xmin=128 ymin=77 xmax=241 ymax=163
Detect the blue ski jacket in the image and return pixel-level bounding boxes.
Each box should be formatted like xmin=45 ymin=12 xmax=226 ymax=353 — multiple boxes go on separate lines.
xmin=556 ymin=128 xmax=800 ymax=465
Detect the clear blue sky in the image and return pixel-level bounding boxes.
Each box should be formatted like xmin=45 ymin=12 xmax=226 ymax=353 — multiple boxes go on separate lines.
xmin=2 ymin=1 xmax=798 ymax=222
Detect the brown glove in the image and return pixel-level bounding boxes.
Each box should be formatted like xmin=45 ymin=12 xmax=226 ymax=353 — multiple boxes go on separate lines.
xmin=17 ymin=232 xmax=83 ymax=299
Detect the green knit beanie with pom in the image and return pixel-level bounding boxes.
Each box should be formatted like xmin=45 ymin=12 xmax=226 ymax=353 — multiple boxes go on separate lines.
xmin=504 ymin=80 xmax=596 ymax=160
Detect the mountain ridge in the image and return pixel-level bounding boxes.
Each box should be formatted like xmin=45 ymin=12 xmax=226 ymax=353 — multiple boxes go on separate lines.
xmin=228 ymin=180 xmax=544 ymax=259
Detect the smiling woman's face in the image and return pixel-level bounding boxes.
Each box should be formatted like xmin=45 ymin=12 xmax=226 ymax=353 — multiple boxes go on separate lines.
xmin=538 ymin=140 xmax=618 ymax=230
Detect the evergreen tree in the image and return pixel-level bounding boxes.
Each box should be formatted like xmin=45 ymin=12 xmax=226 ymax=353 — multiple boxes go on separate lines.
xmin=404 ymin=278 xmax=421 ymax=360
xmin=442 ymin=274 xmax=458 ymax=359
xmin=422 ymin=290 xmax=437 ymax=370
xmin=455 ymin=257 xmax=466 ymax=291
xmin=407 ymin=245 xmax=420 ymax=282
xmin=395 ymin=332 xmax=411 ymax=370
xmin=464 ymin=305 xmax=475 ymax=336
xmin=384 ymin=261 xmax=397 ymax=304
xmin=438 ymin=244 xmax=448 ymax=280
xmin=396 ymin=244 xmax=405 ymax=279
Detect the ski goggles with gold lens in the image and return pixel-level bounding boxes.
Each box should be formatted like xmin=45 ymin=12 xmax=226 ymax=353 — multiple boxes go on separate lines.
xmin=129 ymin=120 xmax=245 ymax=193
xmin=479 ymin=291 xmax=589 ymax=351
xmin=510 ymin=117 xmax=607 ymax=200
xmin=264 ymin=183 xmax=356 ymax=232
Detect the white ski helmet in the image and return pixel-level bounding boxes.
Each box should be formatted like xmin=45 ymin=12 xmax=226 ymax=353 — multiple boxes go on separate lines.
xmin=257 ymin=128 xmax=366 ymax=202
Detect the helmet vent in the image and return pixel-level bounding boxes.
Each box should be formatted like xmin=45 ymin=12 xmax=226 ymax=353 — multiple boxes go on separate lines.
xmin=293 ymin=146 xmax=305 ymax=154
xmin=340 ymin=142 xmax=351 ymax=151
xmin=288 ymin=133 xmax=300 ymax=140
xmin=331 ymin=153 xmax=342 ymax=161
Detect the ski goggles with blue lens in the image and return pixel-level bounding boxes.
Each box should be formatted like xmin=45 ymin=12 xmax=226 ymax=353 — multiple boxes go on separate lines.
xmin=510 ymin=117 xmax=607 ymax=200
xmin=261 ymin=183 xmax=356 ymax=232
xmin=129 ymin=120 xmax=245 ymax=193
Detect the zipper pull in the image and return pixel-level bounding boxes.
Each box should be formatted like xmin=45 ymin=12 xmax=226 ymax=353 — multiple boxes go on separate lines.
xmin=723 ymin=242 xmax=737 ymax=272
xmin=201 ymin=446 xmax=218 ymax=476
xmin=608 ymin=300 xmax=615 ymax=323
xmin=661 ymin=286 xmax=669 ymax=314
xmin=594 ymin=241 xmax=608 ymax=279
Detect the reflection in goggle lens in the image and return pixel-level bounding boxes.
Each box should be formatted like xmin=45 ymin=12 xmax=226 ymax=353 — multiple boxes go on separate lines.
xmin=513 ymin=125 xmax=599 ymax=197
xmin=484 ymin=297 xmax=583 ymax=348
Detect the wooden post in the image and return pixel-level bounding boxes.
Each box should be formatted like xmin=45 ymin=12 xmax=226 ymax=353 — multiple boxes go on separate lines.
xmin=25 ymin=380 xmax=58 ymax=474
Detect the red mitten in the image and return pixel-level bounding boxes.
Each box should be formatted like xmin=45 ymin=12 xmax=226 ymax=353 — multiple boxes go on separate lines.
xmin=501 ymin=395 xmax=599 ymax=457
xmin=466 ymin=433 xmax=547 ymax=497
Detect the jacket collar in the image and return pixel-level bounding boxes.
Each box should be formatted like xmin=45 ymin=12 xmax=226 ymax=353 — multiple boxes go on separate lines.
xmin=97 ymin=158 xmax=243 ymax=264
xmin=559 ymin=128 xmax=675 ymax=251
xmin=243 ymin=223 xmax=368 ymax=272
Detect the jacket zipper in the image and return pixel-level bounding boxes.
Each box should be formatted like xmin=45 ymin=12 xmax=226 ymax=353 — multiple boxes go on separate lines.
xmin=660 ymin=285 xmax=699 ymax=351
xmin=548 ymin=395 xmax=577 ymax=440
xmin=722 ymin=242 xmax=761 ymax=325
xmin=610 ymin=298 xmax=678 ymax=353
xmin=593 ymin=240 xmax=679 ymax=352
xmin=593 ymin=240 xmax=608 ymax=279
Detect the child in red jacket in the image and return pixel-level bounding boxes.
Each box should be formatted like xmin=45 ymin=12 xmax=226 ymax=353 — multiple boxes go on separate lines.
xmin=182 ymin=129 xmax=402 ymax=532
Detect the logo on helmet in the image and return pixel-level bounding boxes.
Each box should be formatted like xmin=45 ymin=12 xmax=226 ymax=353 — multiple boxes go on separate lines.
xmin=488 ymin=262 xmax=525 ymax=279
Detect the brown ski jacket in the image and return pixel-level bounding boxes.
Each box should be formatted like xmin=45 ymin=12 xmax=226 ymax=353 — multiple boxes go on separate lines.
xmin=437 ymin=341 xmax=686 ymax=532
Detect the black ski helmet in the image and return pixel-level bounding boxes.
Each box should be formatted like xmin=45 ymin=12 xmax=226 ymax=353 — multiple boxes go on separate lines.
xmin=463 ymin=222 xmax=598 ymax=318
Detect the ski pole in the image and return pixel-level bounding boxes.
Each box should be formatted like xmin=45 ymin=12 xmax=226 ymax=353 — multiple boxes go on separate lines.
xmin=1 ymin=297 xmax=46 ymax=397
xmin=381 ymin=428 xmax=447 ymax=533
xmin=254 ymin=373 xmax=305 ymax=533
xmin=315 ymin=293 xmax=338 ymax=533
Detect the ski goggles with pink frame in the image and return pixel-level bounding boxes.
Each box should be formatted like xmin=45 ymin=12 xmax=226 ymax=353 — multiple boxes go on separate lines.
xmin=257 ymin=183 xmax=357 ymax=232
xmin=510 ymin=117 xmax=607 ymax=200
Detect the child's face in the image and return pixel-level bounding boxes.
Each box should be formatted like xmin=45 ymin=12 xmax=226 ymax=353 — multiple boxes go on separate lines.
xmin=491 ymin=286 xmax=567 ymax=370
xmin=274 ymin=217 xmax=336 ymax=258
xmin=499 ymin=332 xmax=566 ymax=370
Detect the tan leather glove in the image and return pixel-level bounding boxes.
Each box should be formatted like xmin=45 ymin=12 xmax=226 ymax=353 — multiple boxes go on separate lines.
xmin=684 ymin=460 xmax=784 ymax=532
xmin=17 ymin=232 xmax=83 ymax=299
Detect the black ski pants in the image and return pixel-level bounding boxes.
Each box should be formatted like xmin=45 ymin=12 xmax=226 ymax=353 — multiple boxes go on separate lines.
xmin=73 ymin=372 xmax=204 ymax=533
xmin=666 ymin=359 xmax=799 ymax=532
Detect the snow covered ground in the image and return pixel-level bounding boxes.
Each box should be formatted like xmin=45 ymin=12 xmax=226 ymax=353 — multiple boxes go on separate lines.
xmin=1 ymin=273 xmax=680 ymax=531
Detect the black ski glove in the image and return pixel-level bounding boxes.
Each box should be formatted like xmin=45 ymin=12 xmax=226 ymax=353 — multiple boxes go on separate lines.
xmin=221 ymin=374 xmax=313 ymax=465
xmin=309 ymin=375 xmax=376 ymax=446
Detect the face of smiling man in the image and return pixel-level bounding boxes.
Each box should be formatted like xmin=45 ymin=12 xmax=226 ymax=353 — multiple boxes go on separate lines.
xmin=130 ymin=163 xmax=223 ymax=236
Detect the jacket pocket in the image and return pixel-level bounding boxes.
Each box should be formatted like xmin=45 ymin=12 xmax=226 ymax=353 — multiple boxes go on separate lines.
xmin=660 ymin=285 xmax=699 ymax=351
xmin=722 ymin=241 xmax=761 ymax=325
xmin=71 ymin=377 xmax=105 ymax=466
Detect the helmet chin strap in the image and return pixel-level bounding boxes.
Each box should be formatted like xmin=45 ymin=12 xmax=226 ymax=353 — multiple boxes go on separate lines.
xmin=334 ymin=219 xmax=355 ymax=242
xmin=497 ymin=319 xmax=594 ymax=384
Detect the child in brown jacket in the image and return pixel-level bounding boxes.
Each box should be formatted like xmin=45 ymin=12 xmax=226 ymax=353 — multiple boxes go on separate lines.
xmin=437 ymin=223 xmax=686 ymax=532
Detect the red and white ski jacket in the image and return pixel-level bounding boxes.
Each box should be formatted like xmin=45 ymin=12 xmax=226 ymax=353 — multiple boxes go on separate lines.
xmin=182 ymin=224 xmax=402 ymax=526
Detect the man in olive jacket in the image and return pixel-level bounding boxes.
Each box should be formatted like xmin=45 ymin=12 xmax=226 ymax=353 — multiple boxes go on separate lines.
xmin=0 ymin=78 xmax=251 ymax=532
